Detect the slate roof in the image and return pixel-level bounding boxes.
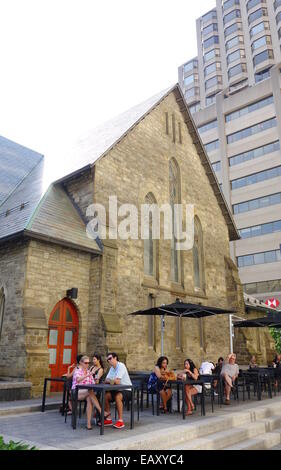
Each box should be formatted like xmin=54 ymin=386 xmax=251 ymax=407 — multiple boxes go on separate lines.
xmin=60 ymin=86 xmax=174 ymax=179
xmin=56 ymin=84 xmax=239 ymax=241
xmin=0 ymin=135 xmax=43 ymax=207
xmin=0 ymin=136 xmax=101 ymax=253
xmin=0 ymin=157 xmax=45 ymax=240
xmin=26 ymin=185 xmax=101 ymax=253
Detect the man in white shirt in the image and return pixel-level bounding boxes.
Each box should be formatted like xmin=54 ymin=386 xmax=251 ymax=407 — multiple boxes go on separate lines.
xmin=199 ymin=361 xmax=215 ymax=375
xmin=199 ymin=361 xmax=215 ymax=391
xmin=103 ymin=352 xmax=132 ymax=429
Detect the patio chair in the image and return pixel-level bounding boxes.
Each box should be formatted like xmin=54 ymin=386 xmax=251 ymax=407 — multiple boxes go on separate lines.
xmin=65 ymin=389 xmax=87 ymax=424
xmin=199 ymin=375 xmax=220 ymax=412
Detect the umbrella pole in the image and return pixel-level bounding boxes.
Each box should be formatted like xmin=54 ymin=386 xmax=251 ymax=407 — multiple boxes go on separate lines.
xmin=161 ymin=315 xmax=165 ymax=355
xmin=229 ymin=314 xmax=233 ymax=353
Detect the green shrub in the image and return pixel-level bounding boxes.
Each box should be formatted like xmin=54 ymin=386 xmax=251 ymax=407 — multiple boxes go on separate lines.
xmin=269 ymin=327 xmax=281 ymax=354
xmin=0 ymin=435 xmax=37 ymax=450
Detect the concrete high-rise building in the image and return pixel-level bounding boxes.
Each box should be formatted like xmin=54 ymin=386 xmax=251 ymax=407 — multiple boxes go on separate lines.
xmin=178 ymin=0 xmax=281 ymax=306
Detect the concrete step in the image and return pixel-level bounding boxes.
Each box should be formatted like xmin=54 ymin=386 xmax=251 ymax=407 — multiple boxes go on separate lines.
xmin=172 ymin=421 xmax=267 ymax=450
xmin=82 ymin=406 xmax=280 ymax=451
xmin=0 ymin=401 xmax=61 ymax=417
xmin=225 ymin=430 xmax=281 ymax=450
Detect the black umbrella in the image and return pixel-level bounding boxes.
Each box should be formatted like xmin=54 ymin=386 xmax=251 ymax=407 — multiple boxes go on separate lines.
xmin=234 ymin=311 xmax=281 ymax=328
xmin=129 ymin=299 xmax=236 ymax=354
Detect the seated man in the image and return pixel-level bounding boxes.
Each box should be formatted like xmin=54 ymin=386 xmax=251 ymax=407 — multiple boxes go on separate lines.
xmin=199 ymin=360 xmax=215 ymax=391
xmin=103 ymin=352 xmax=132 ymax=429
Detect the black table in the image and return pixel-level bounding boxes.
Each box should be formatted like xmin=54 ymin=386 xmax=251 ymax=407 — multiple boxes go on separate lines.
xmin=162 ymin=379 xmax=205 ymax=419
xmin=71 ymin=383 xmax=135 ymax=435
xmin=41 ymin=377 xmax=68 ymax=415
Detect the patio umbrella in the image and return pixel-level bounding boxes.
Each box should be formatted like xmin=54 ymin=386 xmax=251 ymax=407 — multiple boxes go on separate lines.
xmin=234 ymin=311 xmax=281 ymax=329
xmin=129 ymin=299 xmax=236 ymax=354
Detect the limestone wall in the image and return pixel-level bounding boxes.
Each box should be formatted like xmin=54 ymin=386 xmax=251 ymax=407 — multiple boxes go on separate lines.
xmin=0 ymin=240 xmax=28 ymax=379
xmin=23 ymin=239 xmax=93 ymax=396
xmin=90 ymin=91 xmax=244 ymax=370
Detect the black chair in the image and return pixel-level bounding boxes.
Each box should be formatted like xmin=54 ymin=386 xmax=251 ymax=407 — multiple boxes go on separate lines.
xmin=65 ymin=388 xmax=87 ymax=424
xmin=190 ymin=381 xmax=205 ymax=416
xmin=199 ymin=375 xmax=221 ymax=412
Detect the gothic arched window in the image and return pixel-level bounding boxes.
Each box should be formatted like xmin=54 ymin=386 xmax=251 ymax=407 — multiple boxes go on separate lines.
xmin=144 ymin=193 xmax=157 ymax=278
xmin=193 ymin=217 xmax=205 ymax=291
xmin=169 ymin=159 xmax=181 ymax=283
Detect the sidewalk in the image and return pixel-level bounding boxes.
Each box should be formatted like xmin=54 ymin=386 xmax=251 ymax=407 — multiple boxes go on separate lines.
xmin=1 ymin=392 xmax=281 ymax=450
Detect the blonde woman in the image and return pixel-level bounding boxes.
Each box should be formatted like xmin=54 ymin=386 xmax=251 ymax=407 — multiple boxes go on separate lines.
xmin=72 ymin=355 xmax=105 ymax=429
xmin=221 ymin=353 xmax=239 ymax=405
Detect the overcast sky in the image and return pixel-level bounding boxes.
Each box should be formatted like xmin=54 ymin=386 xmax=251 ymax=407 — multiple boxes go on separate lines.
xmin=0 ymin=0 xmax=215 ymax=186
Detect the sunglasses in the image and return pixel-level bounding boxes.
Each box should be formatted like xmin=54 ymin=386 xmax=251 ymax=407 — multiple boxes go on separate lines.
xmin=84 ymin=361 xmax=90 ymax=364
xmin=107 ymin=356 xmax=113 ymax=361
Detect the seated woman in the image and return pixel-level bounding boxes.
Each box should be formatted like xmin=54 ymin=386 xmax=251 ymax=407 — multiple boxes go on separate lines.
xmin=147 ymin=356 xmax=173 ymax=413
xmin=221 ymin=353 xmax=239 ymax=405
xmin=272 ymin=354 xmax=281 ymax=368
xmin=62 ymin=354 xmax=84 ymax=414
xmin=177 ymin=359 xmax=201 ymax=416
xmin=89 ymin=354 xmax=104 ymax=383
xmin=71 ymin=355 xmax=104 ymax=430
xmin=249 ymin=355 xmax=258 ymax=369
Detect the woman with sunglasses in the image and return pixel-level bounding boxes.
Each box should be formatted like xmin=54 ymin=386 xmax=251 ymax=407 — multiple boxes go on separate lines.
xmin=71 ymin=355 xmax=104 ymax=430
xmin=89 ymin=354 xmax=104 ymax=384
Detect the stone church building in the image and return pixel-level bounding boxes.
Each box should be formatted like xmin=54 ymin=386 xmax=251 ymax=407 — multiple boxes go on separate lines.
xmin=0 ymin=85 xmax=275 ymax=397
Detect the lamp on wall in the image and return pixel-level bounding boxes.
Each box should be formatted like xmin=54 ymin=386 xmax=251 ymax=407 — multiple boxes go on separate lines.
xmin=66 ymin=288 xmax=78 ymax=299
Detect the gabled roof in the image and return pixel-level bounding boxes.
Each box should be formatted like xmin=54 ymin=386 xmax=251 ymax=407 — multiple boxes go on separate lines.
xmin=56 ymin=84 xmax=239 ymax=241
xmin=0 ymin=135 xmax=43 ymax=207
xmin=58 ymin=85 xmax=175 ymax=181
xmin=0 ymin=137 xmax=101 ymax=254
xmin=25 ymin=184 xmax=101 ymax=254
xmin=0 ymin=156 xmax=45 ymax=240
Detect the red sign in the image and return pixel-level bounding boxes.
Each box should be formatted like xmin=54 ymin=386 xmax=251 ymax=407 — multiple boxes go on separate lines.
xmin=265 ymin=298 xmax=280 ymax=309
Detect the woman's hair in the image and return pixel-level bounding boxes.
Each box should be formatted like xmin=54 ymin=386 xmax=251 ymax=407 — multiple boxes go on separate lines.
xmin=218 ymin=357 xmax=224 ymax=363
xmin=156 ymin=356 xmax=169 ymax=368
xmin=80 ymin=355 xmax=89 ymax=364
xmin=76 ymin=354 xmax=83 ymax=364
xmin=93 ymin=353 xmax=104 ymax=369
xmin=184 ymin=358 xmax=197 ymax=373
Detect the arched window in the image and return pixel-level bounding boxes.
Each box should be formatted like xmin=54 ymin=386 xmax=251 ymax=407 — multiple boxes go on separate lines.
xmin=193 ymin=217 xmax=205 ymax=291
xmin=144 ymin=193 xmax=157 ymax=278
xmin=169 ymin=159 xmax=181 ymax=283
xmin=0 ymin=287 xmax=5 ymax=340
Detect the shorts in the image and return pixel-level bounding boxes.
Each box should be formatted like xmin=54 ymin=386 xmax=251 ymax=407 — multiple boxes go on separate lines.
xmin=108 ymin=390 xmax=132 ymax=403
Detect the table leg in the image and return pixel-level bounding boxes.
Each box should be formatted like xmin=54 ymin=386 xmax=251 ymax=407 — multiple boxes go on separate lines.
xmin=177 ymin=384 xmax=180 ymax=413
xmin=137 ymin=389 xmax=140 ymax=421
xmin=42 ymin=378 xmax=48 ymax=412
xmin=62 ymin=381 xmax=67 ymax=416
xmin=130 ymin=388 xmax=134 ymax=430
xmin=182 ymin=384 xmax=185 ymax=420
xmin=72 ymin=388 xmax=78 ymax=429
xmin=100 ymin=390 xmax=105 ymax=436
xmin=268 ymin=376 xmax=272 ymax=399
xmin=202 ymin=385 xmax=205 ymax=416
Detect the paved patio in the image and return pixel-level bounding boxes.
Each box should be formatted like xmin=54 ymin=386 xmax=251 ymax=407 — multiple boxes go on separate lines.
xmin=1 ymin=390 xmax=281 ymax=450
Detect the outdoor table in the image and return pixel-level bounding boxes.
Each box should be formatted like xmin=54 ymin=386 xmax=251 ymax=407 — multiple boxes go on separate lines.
xmin=41 ymin=377 xmax=67 ymax=415
xmin=163 ymin=379 xmax=205 ymax=419
xmin=71 ymin=383 xmax=135 ymax=435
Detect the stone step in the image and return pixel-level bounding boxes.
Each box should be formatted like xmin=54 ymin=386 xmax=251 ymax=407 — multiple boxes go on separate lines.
xmin=225 ymin=430 xmax=281 ymax=450
xmin=0 ymin=401 xmax=61 ymax=417
xmin=172 ymin=421 xmax=267 ymax=450
xmin=82 ymin=404 xmax=281 ymax=451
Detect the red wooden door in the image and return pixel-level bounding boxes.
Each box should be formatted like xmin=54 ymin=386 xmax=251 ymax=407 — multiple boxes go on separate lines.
xmin=48 ymin=299 xmax=79 ymax=392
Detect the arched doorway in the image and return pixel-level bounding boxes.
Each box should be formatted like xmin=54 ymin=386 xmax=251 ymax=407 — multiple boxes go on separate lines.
xmin=48 ymin=299 xmax=79 ymax=391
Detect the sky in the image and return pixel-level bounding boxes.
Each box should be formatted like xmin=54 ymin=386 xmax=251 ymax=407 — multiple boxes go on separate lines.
xmin=0 ymin=0 xmax=215 ymax=186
